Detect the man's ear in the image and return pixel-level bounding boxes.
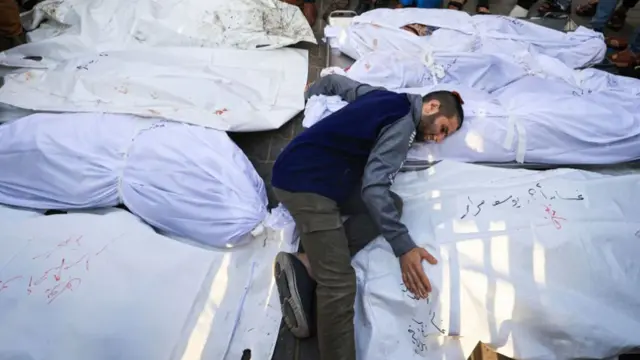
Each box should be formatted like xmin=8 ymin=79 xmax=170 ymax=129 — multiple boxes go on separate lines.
xmin=429 ymin=99 xmax=441 ymax=112
xmin=422 ymin=99 xmax=440 ymax=115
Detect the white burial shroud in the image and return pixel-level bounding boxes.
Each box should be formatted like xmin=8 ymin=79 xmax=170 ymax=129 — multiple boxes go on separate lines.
xmin=0 ymin=204 xmax=296 ymax=360
xmin=0 ymin=0 xmax=313 ymax=131
xmin=305 ymin=52 xmax=640 ymax=164
xmin=6 ymin=0 xmax=316 ymax=62
xmin=0 ymin=112 xmax=269 ymax=248
xmin=0 ymin=47 xmax=308 ymax=131
xmin=335 ymin=50 xmax=640 ymax=96
xmin=306 ymin=82 xmax=640 ymax=164
xmin=406 ymin=81 xmax=640 ymax=164
xmin=353 ymin=161 xmax=640 ymax=360
xmin=332 ymin=9 xmax=605 ymax=69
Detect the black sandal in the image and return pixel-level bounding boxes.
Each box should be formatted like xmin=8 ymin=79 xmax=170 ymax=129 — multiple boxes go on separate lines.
xmin=607 ymin=8 xmax=627 ymax=31
xmin=537 ymin=0 xmax=570 ymax=16
xmin=447 ymin=0 xmax=465 ymax=10
xmin=575 ymin=0 xmax=598 ymax=17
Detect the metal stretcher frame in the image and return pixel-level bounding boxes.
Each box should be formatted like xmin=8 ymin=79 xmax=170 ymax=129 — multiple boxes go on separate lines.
xmin=325 ymin=10 xmax=359 ymax=69
xmin=325 ymin=11 xmax=640 ymax=172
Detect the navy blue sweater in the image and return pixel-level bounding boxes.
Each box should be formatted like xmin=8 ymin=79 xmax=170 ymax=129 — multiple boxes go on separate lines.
xmin=272 ymin=90 xmax=412 ymax=204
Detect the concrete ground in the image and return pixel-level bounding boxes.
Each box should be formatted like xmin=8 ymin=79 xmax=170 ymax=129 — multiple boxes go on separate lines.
xmin=230 ymin=1 xmax=640 ymax=359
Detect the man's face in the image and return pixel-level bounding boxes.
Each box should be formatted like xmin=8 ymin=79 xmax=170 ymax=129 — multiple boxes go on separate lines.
xmin=419 ymin=100 xmax=460 ymax=143
xmin=400 ymin=23 xmax=432 ymax=37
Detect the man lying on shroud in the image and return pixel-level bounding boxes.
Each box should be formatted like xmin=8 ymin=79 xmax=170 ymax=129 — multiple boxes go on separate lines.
xmin=270 ymin=74 xmax=464 ymax=360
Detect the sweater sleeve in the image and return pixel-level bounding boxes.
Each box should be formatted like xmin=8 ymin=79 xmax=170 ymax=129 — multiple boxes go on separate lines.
xmin=305 ymin=74 xmax=382 ymax=103
xmin=361 ymin=116 xmax=417 ymax=257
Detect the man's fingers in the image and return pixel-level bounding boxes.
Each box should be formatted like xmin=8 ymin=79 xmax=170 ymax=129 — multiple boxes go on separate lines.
xmin=414 ymin=264 xmax=433 ymax=294
xmin=405 ymin=270 xmax=421 ymax=298
xmin=402 ymin=271 xmax=418 ymax=296
xmin=420 ymin=248 xmax=438 ymax=265
xmin=408 ymin=267 xmax=428 ymax=298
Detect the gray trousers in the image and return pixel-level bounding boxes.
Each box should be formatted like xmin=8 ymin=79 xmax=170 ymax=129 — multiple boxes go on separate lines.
xmin=274 ymin=187 xmax=403 ymax=360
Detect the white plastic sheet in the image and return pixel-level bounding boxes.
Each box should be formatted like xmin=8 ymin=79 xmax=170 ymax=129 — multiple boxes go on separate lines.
xmin=353 ymin=161 xmax=640 ymax=360
xmin=4 ymin=0 xmax=315 ymax=66
xmin=331 ymin=9 xmax=605 ymax=69
xmin=0 ymin=205 xmax=296 ymax=360
xmin=0 ymin=47 xmax=308 ymax=131
xmin=0 ymin=0 xmax=313 ymax=132
xmin=0 ymin=112 xmax=269 ymax=248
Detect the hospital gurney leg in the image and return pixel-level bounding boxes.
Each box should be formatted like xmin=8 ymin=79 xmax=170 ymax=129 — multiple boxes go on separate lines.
xmin=326 ymin=11 xmax=357 ymax=69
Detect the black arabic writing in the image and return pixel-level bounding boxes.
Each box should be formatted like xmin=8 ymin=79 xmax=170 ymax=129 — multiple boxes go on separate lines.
xmin=400 ymin=282 xmax=419 ymax=301
xmin=461 ymin=182 xmax=584 ymax=219
xmin=408 ymin=318 xmax=428 ymax=353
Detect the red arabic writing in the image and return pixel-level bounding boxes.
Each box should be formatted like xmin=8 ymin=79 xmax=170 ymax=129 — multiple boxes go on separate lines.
xmin=46 ymin=278 xmax=82 ymax=305
xmin=0 ymin=234 xmax=120 ymax=304
xmin=543 ymin=204 xmax=567 ymax=229
xmin=0 ymin=276 xmax=24 ymax=293
xmin=32 ymin=235 xmax=83 ymax=260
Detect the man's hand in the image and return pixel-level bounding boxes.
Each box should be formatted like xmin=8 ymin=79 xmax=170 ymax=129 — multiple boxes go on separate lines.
xmin=400 ymin=247 xmax=438 ymax=299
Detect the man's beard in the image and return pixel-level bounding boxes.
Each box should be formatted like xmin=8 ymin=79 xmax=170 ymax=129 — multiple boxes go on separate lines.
xmin=417 ymin=113 xmax=439 ymax=142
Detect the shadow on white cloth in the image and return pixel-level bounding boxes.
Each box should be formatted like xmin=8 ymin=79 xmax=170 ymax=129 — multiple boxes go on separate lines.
xmin=0 ymin=204 xmax=295 ymax=360
xmin=0 ymin=66 xmax=37 ymax=123
xmin=0 ymin=102 xmax=35 ymax=123
xmin=0 ymin=112 xmax=270 ymax=248
xmin=353 ymin=161 xmax=640 ymax=360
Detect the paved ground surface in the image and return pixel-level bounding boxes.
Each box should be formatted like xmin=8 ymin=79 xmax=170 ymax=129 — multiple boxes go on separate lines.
xmin=230 ymin=2 xmax=640 ymax=359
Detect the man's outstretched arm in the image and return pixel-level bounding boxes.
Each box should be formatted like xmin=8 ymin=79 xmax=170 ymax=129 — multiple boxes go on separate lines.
xmin=361 ymin=117 xmax=417 ymax=257
xmin=361 ymin=116 xmax=438 ymax=300
xmin=305 ymin=74 xmax=382 ymax=103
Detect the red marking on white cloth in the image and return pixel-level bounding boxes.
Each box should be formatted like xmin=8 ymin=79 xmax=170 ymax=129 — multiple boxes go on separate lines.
xmin=543 ymin=204 xmax=567 ymax=229
xmin=46 ymin=278 xmax=82 ymax=304
xmin=0 ymin=276 xmax=24 ymax=293
xmin=32 ymin=235 xmax=83 ymax=260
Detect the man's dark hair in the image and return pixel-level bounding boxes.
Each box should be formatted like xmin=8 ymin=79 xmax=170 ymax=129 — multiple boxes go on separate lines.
xmin=421 ymin=91 xmax=465 ymax=129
